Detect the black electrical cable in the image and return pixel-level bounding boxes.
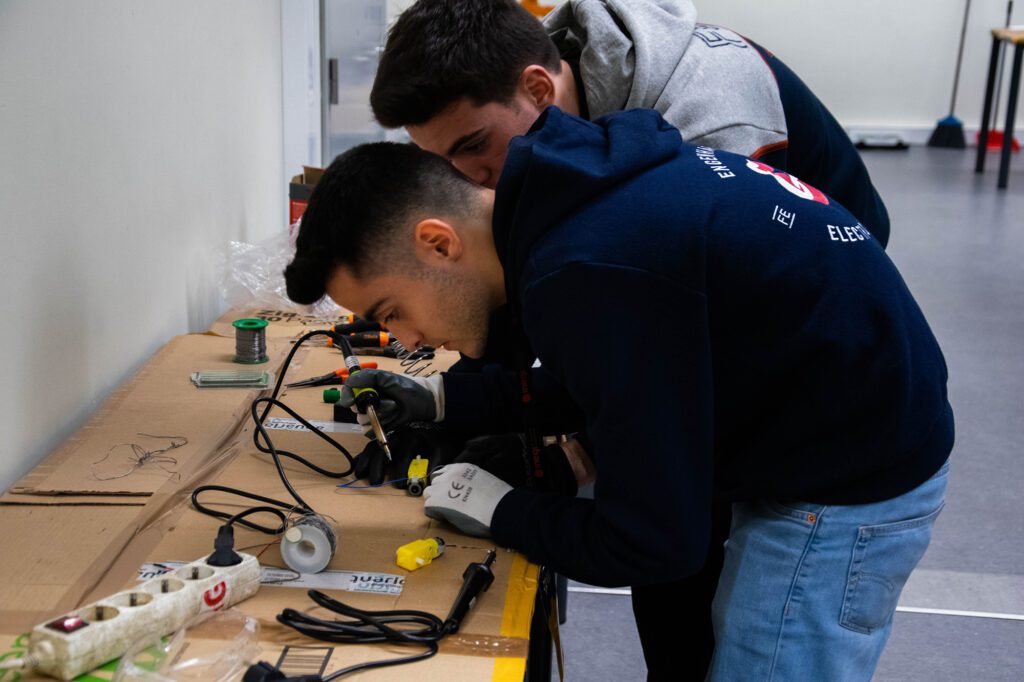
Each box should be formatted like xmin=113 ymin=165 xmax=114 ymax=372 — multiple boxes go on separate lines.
xmin=192 ymin=329 xmax=356 ymax=535
xmin=267 ymin=551 xmax=498 ymax=680
xmin=278 ymin=590 xmax=448 ymax=679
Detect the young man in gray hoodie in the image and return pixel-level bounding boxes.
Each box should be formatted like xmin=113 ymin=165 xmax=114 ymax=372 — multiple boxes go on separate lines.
xmin=368 ymin=1 xmax=892 ymax=678
xmin=371 ymin=0 xmax=889 ymax=246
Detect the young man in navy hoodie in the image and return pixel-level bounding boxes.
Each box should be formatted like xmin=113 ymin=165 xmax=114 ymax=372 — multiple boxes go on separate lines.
xmin=372 ymin=6 xmax=894 ymax=674
xmin=284 ymin=108 xmax=952 ymax=680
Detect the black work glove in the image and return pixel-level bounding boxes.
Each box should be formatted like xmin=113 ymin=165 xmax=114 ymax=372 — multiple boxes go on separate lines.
xmin=339 ymin=370 xmax=441 ymax=434
xmin=454 ymin=433 xmax=578 ymax=496
xmin=352 ymin=424 xmax=460 ymax=488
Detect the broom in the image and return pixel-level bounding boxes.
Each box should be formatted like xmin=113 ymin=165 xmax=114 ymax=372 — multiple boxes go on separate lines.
xmin=929 ymin=0 xmax=972 ymax=148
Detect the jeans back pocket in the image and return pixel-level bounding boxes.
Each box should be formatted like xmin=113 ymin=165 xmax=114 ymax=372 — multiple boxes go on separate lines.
xmin=840 ymin=503 xmax=945 ymax=634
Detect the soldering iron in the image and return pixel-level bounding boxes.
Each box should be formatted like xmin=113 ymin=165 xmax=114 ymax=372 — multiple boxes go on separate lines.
xmin=330 ymin=331 xmax=393 ymax=462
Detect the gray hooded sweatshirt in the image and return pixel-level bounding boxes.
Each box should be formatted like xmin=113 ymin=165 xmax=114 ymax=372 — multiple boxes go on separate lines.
xmin=544 ymin=0 xmax=788 ymax=158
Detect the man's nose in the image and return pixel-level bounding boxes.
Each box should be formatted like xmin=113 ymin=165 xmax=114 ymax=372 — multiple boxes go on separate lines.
xmin=390 ymin=325 xmax=423 ymax=352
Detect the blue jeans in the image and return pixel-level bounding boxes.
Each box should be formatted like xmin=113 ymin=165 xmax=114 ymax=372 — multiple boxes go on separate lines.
xmin=708 ymin=459 xmax=950 ymax=681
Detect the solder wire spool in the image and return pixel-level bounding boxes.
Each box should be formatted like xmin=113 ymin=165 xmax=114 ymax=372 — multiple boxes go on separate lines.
xmin=232 ymin=318 xmax=269 ymax=364
xmin=280 ymin=513 xmax=338 ymax=574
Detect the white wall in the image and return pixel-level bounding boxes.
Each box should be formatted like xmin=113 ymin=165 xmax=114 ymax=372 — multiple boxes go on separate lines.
xmin=690 ymin=1 xmax=1023 ymax=136
xmin=0 ymin=1 xmax=285 ymax=492
xmin=524 ymin=0 xmax=1023 ymax=137
xmin=282 ymin=0 xmax=322 ymax=177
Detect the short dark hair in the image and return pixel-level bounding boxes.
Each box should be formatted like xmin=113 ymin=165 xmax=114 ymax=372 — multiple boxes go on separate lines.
xmin=285 ymin=143 xmax=480 ymax=305
xmin=371 ymin=0 xmax=561 ymax=128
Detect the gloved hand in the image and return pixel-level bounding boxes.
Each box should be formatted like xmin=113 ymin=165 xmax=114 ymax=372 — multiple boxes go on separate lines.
xmin=423 ymin=463 xmax=512 ymax=537
xmin=339 ymin=369 xmax=444 ymax=435
xmin=352 ymin=427 xmax=418 ymax=485
xmin=455 ymin=433 xmax=579 ymax=496
xmin=352 ymin=424 xmax=462 ymax=487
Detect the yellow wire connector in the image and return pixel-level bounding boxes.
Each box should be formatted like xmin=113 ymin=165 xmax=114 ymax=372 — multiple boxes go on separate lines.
xmin=396 ymin=537 xmax=445 ymax=572
xmin=406 ymin=456 xmax=430 ymax=496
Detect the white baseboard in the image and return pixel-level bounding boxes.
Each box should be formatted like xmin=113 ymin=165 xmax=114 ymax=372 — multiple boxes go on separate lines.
xmin=845 ymin=123 xmax=994 ymax=147
xmin=844 ymin=123 xmax=1024 ymax=148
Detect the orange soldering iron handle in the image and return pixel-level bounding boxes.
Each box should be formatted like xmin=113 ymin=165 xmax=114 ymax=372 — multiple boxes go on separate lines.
xmin=344 ymin=332 xmax=392 ymax=348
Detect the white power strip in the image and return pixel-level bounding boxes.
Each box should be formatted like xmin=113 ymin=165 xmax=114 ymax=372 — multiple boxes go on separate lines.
xmin=16 ymin=552 xmax=260 ymax=681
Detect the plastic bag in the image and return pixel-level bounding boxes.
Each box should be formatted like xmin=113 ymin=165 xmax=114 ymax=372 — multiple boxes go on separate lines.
xmin=217 ymin=228 xmax=341 ymax=317
xmin=113 ymin=608 xmax=259 ymax=682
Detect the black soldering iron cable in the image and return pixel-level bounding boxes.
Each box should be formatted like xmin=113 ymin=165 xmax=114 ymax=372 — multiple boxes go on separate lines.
xmin=192 ymin=329 xmax=356 ymax=533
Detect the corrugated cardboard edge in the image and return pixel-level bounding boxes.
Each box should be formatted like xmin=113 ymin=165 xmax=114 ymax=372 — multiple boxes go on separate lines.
xmin=0 ymin=423 xmax=251 ymax=630
xmin=0 ymin=492 xmax=146 ymax=506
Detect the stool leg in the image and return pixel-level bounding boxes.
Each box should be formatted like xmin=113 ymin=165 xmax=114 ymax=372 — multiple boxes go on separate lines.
xmin=997 ymin=44 xmax=1023 ymax=189
xmin=977 ymin=36 xmax=1001 ymax=173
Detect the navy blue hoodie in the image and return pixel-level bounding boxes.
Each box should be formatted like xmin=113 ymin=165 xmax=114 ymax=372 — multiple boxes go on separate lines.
xmin=447 ymin=107 xmax=953 ymax=587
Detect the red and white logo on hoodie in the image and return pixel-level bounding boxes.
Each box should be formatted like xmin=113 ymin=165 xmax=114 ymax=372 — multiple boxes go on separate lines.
xmin=746 ymin=160 xmax=830 ymax=205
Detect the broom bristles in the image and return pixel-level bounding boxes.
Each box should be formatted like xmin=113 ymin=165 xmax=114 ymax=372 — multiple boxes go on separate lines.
xmin=928 ymin=115 xmax=966 ymax=149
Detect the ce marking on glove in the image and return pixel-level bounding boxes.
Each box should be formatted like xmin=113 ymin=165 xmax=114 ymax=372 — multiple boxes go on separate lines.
xmin=448 ymin=481 xmax=466 ymax=499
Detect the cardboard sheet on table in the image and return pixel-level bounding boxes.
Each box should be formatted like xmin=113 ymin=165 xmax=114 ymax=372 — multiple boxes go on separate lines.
xmin=261 ymin=643 xmax=524 ymax=682
xmin=7 ymin=334 xmax=291 ymax=499
xmin=208 ymin=306 xmax=357 ymax=339
xmin=0 ymin=425 xmax=538 ymax=678
xmin=100 ymin=415 xmax=530 ymax=643
xmin=0 ymin=505 xmax=143 ymax=630
xmin=63 ymin=440 xmax=537 ymax=670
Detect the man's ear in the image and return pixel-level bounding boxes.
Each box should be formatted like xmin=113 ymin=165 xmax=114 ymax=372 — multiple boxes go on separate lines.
xmin=413 ymin=218 xmax=463 ymax=263
xmin=519 ymin=64 xmax=558 ymax=109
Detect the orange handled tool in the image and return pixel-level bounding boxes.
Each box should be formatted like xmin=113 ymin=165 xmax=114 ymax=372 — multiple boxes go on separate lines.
xmin=285 ymin=362 xmax=378 ymax=388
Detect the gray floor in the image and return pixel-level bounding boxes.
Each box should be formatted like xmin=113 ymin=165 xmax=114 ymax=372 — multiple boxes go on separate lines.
xmin=553 ymin=147 xmax=1024 ymax=680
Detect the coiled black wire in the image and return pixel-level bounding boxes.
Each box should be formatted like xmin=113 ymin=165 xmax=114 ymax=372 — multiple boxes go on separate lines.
xmin=192 ymin=330 xmax=355 ymax=534
xmin=278 ymin=590 xmax=452 ymax=679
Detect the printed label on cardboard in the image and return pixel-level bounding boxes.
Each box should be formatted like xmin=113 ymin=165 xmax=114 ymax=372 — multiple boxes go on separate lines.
xmin=138 ymin=563 xmax=405 ymax=595
xmin=262 ymin=417 xmax=363 ymax=434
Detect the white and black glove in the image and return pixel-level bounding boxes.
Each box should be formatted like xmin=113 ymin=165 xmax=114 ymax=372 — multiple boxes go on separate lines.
xmin=423 ymin=463 xmax=512 ymax=537
xmin=455 ymin=433 xmax=579 ymax=496
xmin=339 ymin=369 xmax=444 ymax=434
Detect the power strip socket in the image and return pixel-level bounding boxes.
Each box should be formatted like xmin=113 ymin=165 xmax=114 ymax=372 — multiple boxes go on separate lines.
xmin=25 ymin=552 xmax=261 ymax=681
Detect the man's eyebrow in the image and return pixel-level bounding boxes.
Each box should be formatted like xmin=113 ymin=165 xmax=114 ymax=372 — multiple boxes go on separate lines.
xmin=362 ymin=299 xmax=387 ymax=323
xmin=446 ymin=128 xmax=486 ymax=157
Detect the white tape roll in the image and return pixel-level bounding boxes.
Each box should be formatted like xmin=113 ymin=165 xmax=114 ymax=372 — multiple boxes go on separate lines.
xmin=280 ymin=514 xmax=338 ymax=574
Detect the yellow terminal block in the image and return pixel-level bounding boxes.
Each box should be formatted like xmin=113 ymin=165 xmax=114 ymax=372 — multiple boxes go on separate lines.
xmin=406 ymin=455 xmax=430 ymax=496
xmin=396 ymin=537 xmax=446 ymax=572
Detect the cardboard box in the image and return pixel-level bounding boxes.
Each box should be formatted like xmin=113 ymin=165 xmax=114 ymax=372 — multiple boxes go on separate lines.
xmin=289 ymin=165 xmax=324 ymax=225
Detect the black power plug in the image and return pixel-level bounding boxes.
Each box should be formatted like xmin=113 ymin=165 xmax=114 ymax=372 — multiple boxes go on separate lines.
xmin=206 ymin=524 xmax=243 ymax=567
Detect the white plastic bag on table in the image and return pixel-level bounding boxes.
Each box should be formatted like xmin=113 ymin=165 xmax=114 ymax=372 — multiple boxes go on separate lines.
xmin=113 ymin=609 xmax=259 ymax=682
xmin=217 ymin=228 xmax=341 ymax=317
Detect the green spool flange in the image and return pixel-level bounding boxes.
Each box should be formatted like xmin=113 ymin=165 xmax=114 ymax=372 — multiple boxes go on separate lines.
xmin=323 ymin=388 xmax=342 ymax=403
xmin=233 ymin=318 xmax=269 ymax=330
